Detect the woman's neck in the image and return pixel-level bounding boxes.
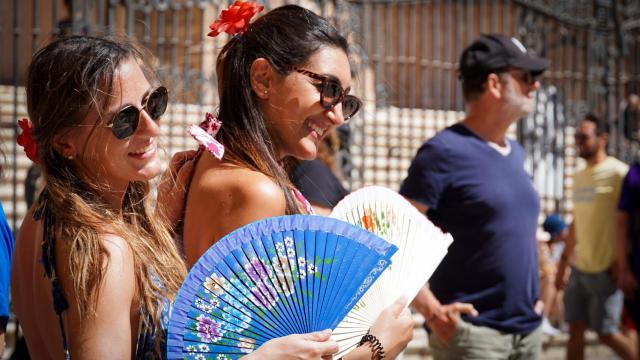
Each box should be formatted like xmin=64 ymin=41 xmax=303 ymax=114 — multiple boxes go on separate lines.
xmin=103 ymin=189 xmax=127 ymax=211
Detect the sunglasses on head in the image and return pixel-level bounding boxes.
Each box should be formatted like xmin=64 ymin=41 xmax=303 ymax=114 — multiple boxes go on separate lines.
xmin=78 ymin=86 xmax=168 ymax=140
xmin=290 ymin=67 xmax=362 ymax=120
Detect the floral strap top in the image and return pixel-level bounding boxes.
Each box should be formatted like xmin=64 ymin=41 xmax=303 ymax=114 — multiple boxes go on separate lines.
xmin=291 ymin=187 xmax=315 ymax=215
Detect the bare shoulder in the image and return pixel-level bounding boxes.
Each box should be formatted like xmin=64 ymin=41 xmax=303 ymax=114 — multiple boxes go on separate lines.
xmin=184 ymin=163 xmax=287 ymax=264
xmin=191 ymin=164 xmax=286 ymax=216
xmin=100 ymin=234 xmax=135 ymax=271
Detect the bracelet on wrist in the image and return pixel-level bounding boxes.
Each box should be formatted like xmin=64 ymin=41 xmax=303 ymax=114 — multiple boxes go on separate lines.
xmin=357 ymin=331 xmax=385 ymax=360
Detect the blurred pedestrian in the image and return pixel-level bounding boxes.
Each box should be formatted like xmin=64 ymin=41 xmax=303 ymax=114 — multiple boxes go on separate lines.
xmin=289 ymin=130 xmax=348 ymax=215
xmin=400 ymin=34 xmax=549 ymax=359
xmin=556 ymin=113 xmax=634 ymax=360
xmin=538 ymin=214 xmax=568 ymax=336
xmin=616 ymin=159 xmax=640 ymax=358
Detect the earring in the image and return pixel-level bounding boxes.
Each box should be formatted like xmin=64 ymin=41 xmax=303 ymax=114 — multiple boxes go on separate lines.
xmin=65 ymin=154 xmax=74 ymax=160
xmin=264 ymin=90 xmax=268 ymax=94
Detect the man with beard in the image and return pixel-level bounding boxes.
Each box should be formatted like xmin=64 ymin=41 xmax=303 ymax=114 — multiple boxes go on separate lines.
xmin=400 ymin=34 xmax=548 ymax=359
xmin=556 ymin=113 xmax=634 ymax=360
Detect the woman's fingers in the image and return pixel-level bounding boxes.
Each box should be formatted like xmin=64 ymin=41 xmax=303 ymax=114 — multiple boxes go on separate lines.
xmin=388 ymin=296 xmax=408 ymax=316
xmin=302 ymin=329 xmax=332 ymax=342
xmin=174 ymin=156 xmax=196 ymax=188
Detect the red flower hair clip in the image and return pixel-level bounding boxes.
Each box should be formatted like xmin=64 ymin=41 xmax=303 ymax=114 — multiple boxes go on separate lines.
xmin=17 ymin=118 xmax=38 ymax=163
xmin=208 ymin=0 xmax=264 ymax=37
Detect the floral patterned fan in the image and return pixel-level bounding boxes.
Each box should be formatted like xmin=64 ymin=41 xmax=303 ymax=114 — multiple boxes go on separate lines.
xmin=330 ymin=186 xmax=453 ymax=358
xmin=166 ymin=215 xmax=397 ymax=359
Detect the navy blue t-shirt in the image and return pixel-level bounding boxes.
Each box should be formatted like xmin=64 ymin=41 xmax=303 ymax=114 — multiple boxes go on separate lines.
xmin=400 ymin=124 xmax=541 ymax=335
xmin=0 ymin=203 xmax=14 ymax=331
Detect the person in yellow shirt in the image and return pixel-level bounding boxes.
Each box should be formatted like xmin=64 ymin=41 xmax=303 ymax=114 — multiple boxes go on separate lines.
xmin=556 ymin=113 xmax=635 ymax=360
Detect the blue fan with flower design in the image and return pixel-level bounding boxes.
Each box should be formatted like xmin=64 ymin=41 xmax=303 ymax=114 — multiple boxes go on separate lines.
xmin=167 ymin=215 xmax=397 ymax=359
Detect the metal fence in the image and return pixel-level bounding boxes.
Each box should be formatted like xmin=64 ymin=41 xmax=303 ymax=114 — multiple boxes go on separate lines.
xmin=2 ymin=0 xmax=640 ymax=232
xmin=345 ymin=0 xmax=640 ymax=219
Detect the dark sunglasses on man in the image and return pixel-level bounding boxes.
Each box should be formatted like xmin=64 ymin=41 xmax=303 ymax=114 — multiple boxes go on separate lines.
xmin=510 ymin=69 xmax=541 ymax=86
xmin=77 ymin=86 xmax=168 ymax=140
xmin=290 ymin=67 xmax=363 ymax=120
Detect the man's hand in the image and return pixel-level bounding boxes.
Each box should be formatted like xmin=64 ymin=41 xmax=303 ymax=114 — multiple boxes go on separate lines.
xmin=411 ymin=285 xmax=477 ymax=344
xmin=427 ymin=302 xmax=478 ymax=344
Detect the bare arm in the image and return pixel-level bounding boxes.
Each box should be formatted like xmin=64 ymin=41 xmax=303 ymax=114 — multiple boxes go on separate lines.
xmin=555 ymin=222 xmax=576 ymax=290
xmin=405 ymin=200 xmax=477 ymax=343
xmin=65 ymin=235 xmax=137 ymax=359
xmin=411 ymin=285 xmax=477 ymax=344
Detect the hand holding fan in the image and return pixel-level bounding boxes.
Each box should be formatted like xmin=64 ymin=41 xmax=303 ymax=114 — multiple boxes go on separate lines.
xmin=167 ymin=215 xmax=397 ymax=359
xmin=330 ymin=186 xmax=453 ymax=357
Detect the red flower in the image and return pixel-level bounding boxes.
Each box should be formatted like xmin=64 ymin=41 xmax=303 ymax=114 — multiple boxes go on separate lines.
xmin=208 ymin=1 xmax=264 ymax=37
xmin=17 ymin=118 xmax=38 ymax=163
xmin=362 ymin=211 xmax=376 ymax=232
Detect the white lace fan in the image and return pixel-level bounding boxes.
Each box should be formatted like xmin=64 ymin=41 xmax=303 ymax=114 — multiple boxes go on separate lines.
xmin=329 ymin=186 xmax=453 ymax=357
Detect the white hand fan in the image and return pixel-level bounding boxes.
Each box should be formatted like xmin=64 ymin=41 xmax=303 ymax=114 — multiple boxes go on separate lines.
xmin=329 ymin=186 xmax=453 ymax=357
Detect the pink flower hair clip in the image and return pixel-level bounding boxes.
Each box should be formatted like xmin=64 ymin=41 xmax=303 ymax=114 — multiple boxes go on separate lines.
xmin=188 ymin=112 xmax=225 ymax=160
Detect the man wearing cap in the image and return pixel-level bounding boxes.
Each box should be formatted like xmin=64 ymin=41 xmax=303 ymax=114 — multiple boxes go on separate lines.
xmin=400 ymin=34 xmax=548 ymax=358
xmin=556 ymin=113 xmax=634 ymax=359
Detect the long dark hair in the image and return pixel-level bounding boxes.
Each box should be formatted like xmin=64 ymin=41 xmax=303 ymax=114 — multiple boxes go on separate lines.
xmin=215 ymin=5 xmax=349 ymax=214
xmin=26 ymin=35 xmax=186 ymax=350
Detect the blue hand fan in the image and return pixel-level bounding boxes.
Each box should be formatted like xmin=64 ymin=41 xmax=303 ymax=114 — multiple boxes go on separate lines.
xmin=167 ymin=215 xmax=397 ymax=359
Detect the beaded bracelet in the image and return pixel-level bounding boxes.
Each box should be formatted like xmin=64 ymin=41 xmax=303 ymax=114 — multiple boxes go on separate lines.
xmin=357 ymin=331 xmax=385 ymax=360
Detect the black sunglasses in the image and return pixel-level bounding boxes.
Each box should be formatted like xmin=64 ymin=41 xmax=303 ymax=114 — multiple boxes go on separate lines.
xmin=511 ymin=70 xmax=541 ymax=86
xmin=574 ymin=133 xmax=593 ymax=143
xmin=291 ymin=67 xmax=362 ymax=120
xmin=78 ymin=86 xmax=168 ymax=140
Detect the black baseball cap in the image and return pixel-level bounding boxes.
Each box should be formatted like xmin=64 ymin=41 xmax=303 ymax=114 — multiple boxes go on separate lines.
xmin=459 ymin=34 xmax=550 ymax=80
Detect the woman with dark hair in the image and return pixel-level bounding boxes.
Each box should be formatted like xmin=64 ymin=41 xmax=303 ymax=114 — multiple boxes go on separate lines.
xmin=11 ymin=35 xmax=194 ymax=359
xmin=183 ymin=4 xmax=413 ymax=358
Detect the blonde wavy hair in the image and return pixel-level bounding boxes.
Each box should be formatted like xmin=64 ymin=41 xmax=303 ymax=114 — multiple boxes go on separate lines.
xmin=26 ymin=35 xmax=186 ymax=346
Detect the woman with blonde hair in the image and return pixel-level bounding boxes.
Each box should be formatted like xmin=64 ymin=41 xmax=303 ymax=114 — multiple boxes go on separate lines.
xmin=11 ymin=35 xmax=193 ymax=359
